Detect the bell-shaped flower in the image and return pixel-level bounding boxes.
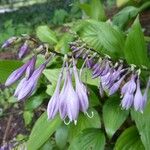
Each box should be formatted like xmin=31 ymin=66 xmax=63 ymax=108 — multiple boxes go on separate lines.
xmin=133 ymin=78 xmax=145 ymax=112
xmin=25 ymin=56 xmax=36 ymax=79
xmin=18 ymin=41 xmax=29 ymax=58
xmin=17 ymin=63 xmax=46 ymax=101
xmin=47 ymin=68 xmax=63 ymax=120
xmin=59 ymin=68 xmax=79 ymax=124
xmin=73 ymin=61 xmax=89 ymax=113
xmin=121 ymin=75 xmax=136 ymax=95
xmin=109 ymin=74 xmax=126 ymax=96
xmin=14 ymin=78 xmax=27 ymax=97
xmin=2 ymin=37 xmax=17 ymax=48
xmin=5 ymin=61 xmax=29 ymax=86
xmin=121 ymin=93 xmax=134 ymax=110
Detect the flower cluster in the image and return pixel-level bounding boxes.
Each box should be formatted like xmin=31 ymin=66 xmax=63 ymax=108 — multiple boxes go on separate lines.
xmin=2 ymin=35 xmax=150 ymax=125
xmin=47 ymin=58 xmax=89 ymax=124
xmin=70 ymin=41 xmax=150 ymax=113
xmin=2 ymin=36 xmax=52 ymax=101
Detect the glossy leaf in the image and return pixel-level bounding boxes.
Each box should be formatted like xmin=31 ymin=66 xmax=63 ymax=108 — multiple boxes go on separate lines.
xmin=115 ymin=126 xmax=144 ymax=150
xmin=25 ymin=93 xmax=48 ymax=111
xmin=69 ymin=128 xmax=105 ymax=150
xmin=55 ymin=124 xmax=69 ymax=149
xmin=36 ymin=25 xmax=58 ymax=44
xmin=0 ymin=60 xmax=23 ymax=83
xmin=78 ymin=20 xmax=125 ymax=59
xmin=103 ymin=96 xmax=129 ymax=138
xmin=27 ymin=113 xmax=62 ymax=150
xmin=68 ymin=108 xmax=101 ymax=141
xmin=131 ymin=101 xmax=150 ymax=150
xmin=112 ymin=6 xmax=139 ymax=29
xmin=90 ymin=0 xmax=106 ymax=21
xmin=124 ymin=17 xmax=150 ymax=67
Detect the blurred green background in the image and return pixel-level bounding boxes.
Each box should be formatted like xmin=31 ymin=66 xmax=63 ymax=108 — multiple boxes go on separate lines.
xmin=0 ymin=0 xmax=81 ymax=44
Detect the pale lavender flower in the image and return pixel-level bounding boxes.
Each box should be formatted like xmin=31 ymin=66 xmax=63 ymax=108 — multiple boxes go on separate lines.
xmin=121 ymin=93 xmax=134 ymax=110
xmin=18 ymin=41 xmax=29 ymax=58
xmin=5 ymin=61 xmax=29 ymax=86
xmin=86 ymin=58 xmax=94 ymax=69
xmin=47 ymin=68 xmax=63 ymax=119
xmin=5 ymin=56 xmax=36 ymax=86
xmin=73 ymin=60 xmax=89 ymax=113
xmin=59 ymin=67 xmax=79 ymax=124
xmin=133 ymin=78 xmax=145 ymax=112
xmin=121 ymin=75 xmax=136 ymax=95
xmin=1 ymin=37 xmax=17 ymax=48
xmin=16 ymin=63 xmax=46 ymax=101
xmin=109 ymin=74 xmax=126 ymax=96
xmin=25 ymin=56 xmax=36 ymax=79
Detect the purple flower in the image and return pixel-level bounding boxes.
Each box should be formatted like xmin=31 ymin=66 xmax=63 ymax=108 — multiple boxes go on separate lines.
xmin=1 ymin=37 xmax=17 ymax=48
xmin=121 ymin=75 xmax=136 ymax=95
xmin=25 ymin=56 xmax=36 ymax=79
xmin=47 ymin=68 xmax=63 ymax=119
xmin=18 ymin=41 xmax=29 ymax=58
xmin=86 ymin=58 xmax=94 ymax=69
xmin=5 ymin=61 xmax=29 ymax=86
xmin=109 ymin=74 xmax=126 ymax=96
xmin=16 ymin=63 xmax=46 ymax=101
xmin=73 ymin=61 xmax=89 ymax=113
xmin=59 ymin=67 xmax=79 ymax=124
xmin=121 ymin=92 xmax=134 ymax=110
xmin=133 ymin=78 xmax=145 ymax=112
xmin=5 ymin=56 xmax=36 ymax=86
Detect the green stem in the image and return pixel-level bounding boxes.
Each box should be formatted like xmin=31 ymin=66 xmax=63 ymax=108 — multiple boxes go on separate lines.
xmin=139 ymin=1 xmax=150 ymax=12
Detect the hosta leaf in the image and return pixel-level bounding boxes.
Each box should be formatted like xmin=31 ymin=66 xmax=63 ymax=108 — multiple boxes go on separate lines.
xmin=27 ymin=113 xmax=62 ymax=150
xmin=103 ymin=95 xmax=129 ymax=138
xmin=124 ymin=17 xmax=150 ymax=67
xmin=0 ymin=60 xmax=23 ymax=83
xmin=78 ymin=20 xmax=125 ymax=59
xmin=68 ymin=108 xmax=101 ymax=141
xmin=131 ymin=101 xmax=150 ymax=150
xmin=112 ymin=6 xmax=139 ymax=29
xmin=55 ymin=33 xmax=74 ymax=54
xmin=55 ymin=124 xmax=69 ymax=149
xmin=69 ymin=128 xmax=105 ymax=150
xmin=90 ymin=0 xmax=106 ymax=21
xmin=36 ymin=25 xmax=58 ymax=44
xmin=115 ymin=126 xmax=144 ymax=150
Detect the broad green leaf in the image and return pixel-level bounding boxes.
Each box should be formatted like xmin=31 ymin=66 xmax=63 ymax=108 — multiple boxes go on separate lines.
xmin=25 ymin=93 xmax=48 ymax=110
xmin=27 ymin=113 xmax=62 ymax=150
xmin=23 ymin=111 xmax=34 ymax=126
xmin=55 ymin=124 xmax=69 ymax=149
xmin=112 ymin=6 xmax=139 ymax=29
xmin=55 ymin=33 xmax=74 ymax=54
xmin=68 ymin=108 xmax=101 ymax=141
xmin=115 ymin=126 xmax=144 ymax=150
xmin=79 ymin=3 xmax=91 ymax=16
xmin=124 ymin=17 xmax=149 ymax=67
xmin=43 ymin=68 xmax=61 ymax=96
xmin=78 ymin=20 xmax=125 ymax=59
xmin=81 ymin=68 xmax=99 ymax=87
xmin=90 ymin=0 xmax=106 ymax=21
xmin=69 ymin=128 xmax=105 ymax=150
xmin=131 ymin=101 xmax=150 ymax=150
xmin=103 ymin=96 xmax=129 ymax=138
xmin=36 ymin=25 xmax=58 ymax=44
xmin=88 ymin=86 xmax=100 ymax=106
xmin=0 ymin=60 xmax=23 ymax=83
